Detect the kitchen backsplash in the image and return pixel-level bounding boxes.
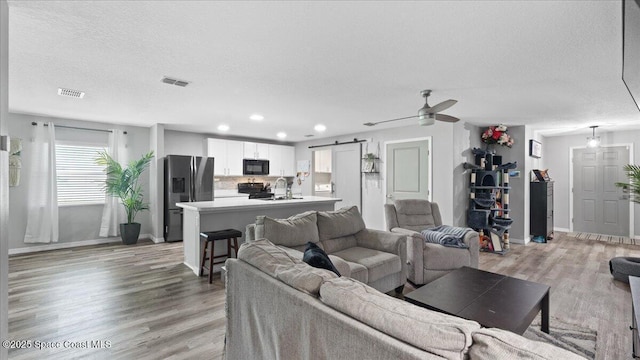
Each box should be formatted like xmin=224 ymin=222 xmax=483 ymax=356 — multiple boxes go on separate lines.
xmin=214 ymin=176 xmax=294 ymax=190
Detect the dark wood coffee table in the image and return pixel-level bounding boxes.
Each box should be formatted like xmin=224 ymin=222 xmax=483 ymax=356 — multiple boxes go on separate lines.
xmin=405 ymin=266 xmax=549 ymax=335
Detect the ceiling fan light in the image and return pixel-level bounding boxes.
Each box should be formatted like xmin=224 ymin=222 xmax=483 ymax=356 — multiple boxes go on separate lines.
xmin=418 ymin=114 xmax=435 ymax=126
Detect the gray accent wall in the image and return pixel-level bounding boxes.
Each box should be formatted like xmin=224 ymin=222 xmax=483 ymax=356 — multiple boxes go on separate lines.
xmin=6 ymin=113 xmax=153 ymax=251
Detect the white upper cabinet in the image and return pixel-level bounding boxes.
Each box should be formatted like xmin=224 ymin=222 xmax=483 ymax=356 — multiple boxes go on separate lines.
xmin=243 ymin=142 xmax=269 ymax=159
xmin=314 ymin=149 xmax=332 ymax=173
xmin=268 ymin=144 xmax=295 ymax=177
xmin=208 ymin=138 xmax=244 ymax=176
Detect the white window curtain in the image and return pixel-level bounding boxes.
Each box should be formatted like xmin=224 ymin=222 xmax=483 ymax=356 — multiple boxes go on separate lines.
xmin=99 ymin=129 xmax=127 ymax=237
xmin=24 ymin=122 xmax=58 ymax=243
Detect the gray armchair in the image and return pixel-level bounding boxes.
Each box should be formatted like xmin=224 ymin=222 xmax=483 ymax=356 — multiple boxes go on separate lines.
xmin=384 ymin=199 xmax=479 ymax=286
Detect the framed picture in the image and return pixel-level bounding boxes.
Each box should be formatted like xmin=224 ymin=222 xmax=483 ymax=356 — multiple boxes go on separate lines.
xmin=529 ymin=139 xmax=542 ymax=158
xmin=362 ymin=161 xmax=375 ymax=173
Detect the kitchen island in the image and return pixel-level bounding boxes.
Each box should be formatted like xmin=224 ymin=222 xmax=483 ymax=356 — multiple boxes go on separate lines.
xmin=176 ymin=196 xmax=341 ymax=275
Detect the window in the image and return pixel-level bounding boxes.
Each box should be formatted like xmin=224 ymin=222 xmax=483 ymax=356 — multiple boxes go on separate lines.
xmin=56 ymin=143 xmax=107 ymax=206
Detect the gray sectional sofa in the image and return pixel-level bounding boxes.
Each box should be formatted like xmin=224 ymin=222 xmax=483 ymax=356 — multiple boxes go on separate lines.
xmin=245 ymin=206 xmax=407 ymax=294
xmin=225 ymin=239 xmax=586 ymax=360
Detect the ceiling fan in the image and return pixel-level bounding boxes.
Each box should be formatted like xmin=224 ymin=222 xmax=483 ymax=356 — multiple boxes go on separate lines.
xmin=363 ymin=90 xmax=459 ymax=127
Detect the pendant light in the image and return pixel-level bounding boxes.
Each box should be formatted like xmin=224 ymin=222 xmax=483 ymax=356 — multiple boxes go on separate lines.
xmin=586 ymin=125 xmax=600 ymax=148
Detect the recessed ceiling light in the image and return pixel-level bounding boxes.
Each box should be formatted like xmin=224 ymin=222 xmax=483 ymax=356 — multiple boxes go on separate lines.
xmin=218 ymin=124 xmax=230 ymax=132
xmin=276 ymin=132 xmax=287 ymax=139
xmin=250 ymin=114 xmax=264 ymax=121
xmin=314 ymin=124 xmax=326 ymax=132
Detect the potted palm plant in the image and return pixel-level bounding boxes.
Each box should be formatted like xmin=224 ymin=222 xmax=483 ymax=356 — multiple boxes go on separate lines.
xmin=616 ymin=164 xmax=640 ymax=204
xmin=96 ymin=151 xmax=154 ymax=244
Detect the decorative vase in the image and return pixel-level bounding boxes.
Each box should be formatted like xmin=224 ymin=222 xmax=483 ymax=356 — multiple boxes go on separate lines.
xmin=484 ymin=143 xmax=495 ymax=153
xmin=119 ymin=223 xmax=141 ymax=245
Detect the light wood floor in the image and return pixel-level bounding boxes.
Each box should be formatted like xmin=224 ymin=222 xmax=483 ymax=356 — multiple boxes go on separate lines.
xmin=7 ymin=233 xmax=640 ymax=360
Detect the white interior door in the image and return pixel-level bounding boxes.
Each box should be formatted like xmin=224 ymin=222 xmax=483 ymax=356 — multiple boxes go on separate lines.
xmin=331 ymin=144 xmax=361 ymax=210
xmin=386 ymin=139 xmax=431 ymax=204
xmin=572 ymin=146 xmax=630 ymax=236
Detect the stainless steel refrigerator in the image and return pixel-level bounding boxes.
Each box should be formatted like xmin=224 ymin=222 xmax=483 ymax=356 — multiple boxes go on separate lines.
xmin=164 ymin=155 xmax=214 ymax=242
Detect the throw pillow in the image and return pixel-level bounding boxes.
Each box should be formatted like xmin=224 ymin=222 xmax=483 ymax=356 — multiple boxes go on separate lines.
xmin=303 ymin=242 xmax=341 ymax=276
xmin=255 ymin=211 xmax=319 ymax=248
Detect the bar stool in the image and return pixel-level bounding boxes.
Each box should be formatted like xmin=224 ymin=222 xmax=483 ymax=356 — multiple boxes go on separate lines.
xmin=199 ymin=228 xmax=242 ymax=284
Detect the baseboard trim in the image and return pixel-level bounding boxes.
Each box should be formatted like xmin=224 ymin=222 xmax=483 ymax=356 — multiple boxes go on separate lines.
xmin=9 ymin=237 xmax=122 ymax=255
xmin=9 ymin=233 xmax=157 ymax=255
xmin=554 ymin=227 xmax=571 ymax=233
xmin=147 ymin=234 xmax=165 ymax=243
xmin=509 ymin=236 xmax=530 ymax=245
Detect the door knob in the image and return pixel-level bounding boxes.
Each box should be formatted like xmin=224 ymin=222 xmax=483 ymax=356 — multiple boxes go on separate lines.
xmin=387 ymin=194 xmax=393 ymax=199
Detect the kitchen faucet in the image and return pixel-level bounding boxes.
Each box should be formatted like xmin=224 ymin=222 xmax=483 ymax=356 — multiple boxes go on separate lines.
xmin=273 ymin=177 xmax=287 ymax=199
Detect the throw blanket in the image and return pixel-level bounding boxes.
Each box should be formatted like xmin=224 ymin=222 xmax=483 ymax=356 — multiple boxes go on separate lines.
xmin=420 ymin=225 xmax=471 ymax=249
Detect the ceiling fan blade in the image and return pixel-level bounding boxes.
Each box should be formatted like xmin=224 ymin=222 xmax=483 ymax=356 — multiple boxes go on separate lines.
xmin=425 ymin=99 xmax=457 ymax=114
xmin=363 ymin=114 xmax=418 ymax=126
xmin=435 ymin=113 xmax=460 ymax=123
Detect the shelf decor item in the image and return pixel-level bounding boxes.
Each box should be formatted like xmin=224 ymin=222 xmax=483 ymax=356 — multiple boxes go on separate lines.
xmin=362 ymin=152 xmax=379 ymax=173
xmin=481 ymin=124 xmax=514 ymax=148
xmin=96 ymin=151 xmax=154 ymax=244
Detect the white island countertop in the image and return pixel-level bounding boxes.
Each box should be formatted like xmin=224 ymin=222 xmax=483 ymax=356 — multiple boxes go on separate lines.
xmin=176 ymin=196 xmax=340 ymax=213
xmin=176 ymin=195 xmax=342 ymax=276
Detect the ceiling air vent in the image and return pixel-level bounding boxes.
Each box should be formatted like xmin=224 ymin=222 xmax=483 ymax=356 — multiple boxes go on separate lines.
xmin=162 ymin=76 xmax=190 ymax=87
xmin=304 ymin=134 xmax=314 ymax=137
xmin=57 ymin=88 xmax=85 ymax=99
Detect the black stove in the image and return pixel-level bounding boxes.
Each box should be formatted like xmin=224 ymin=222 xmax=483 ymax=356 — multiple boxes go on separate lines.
xmin=238 ymin=182 xmax=274 ymax=199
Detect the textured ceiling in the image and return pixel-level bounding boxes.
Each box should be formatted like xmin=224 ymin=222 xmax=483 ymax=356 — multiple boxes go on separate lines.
xmin=7 ymin=0 xmax=640 ymax=141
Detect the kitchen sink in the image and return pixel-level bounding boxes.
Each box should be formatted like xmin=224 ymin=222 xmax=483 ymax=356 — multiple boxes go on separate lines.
xmin=257 ymin=197 xmax=304 ymax=201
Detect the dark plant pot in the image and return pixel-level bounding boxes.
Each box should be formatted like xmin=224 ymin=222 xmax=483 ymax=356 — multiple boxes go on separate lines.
xmin=120 ymin=223 xmax=141 ymax=245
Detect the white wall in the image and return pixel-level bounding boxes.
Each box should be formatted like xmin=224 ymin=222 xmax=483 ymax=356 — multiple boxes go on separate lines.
xmin=295 ymin=122 xmax=473 ymax=230
xmin=164 ymin=130 xmax=207 ymax=156
xmin=149 ymin=124 xmax=165 ymax=242
xmin=545 ymin=130 xmax=640 ymax=237
xmin=6 ymin=113 xmax=153 ymax=251
xmin=1 ymin=0 xmax=10 ymax=357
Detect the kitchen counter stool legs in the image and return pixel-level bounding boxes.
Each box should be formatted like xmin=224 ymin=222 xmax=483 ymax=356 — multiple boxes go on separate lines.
xmin=199 ymin=229 xmax=242 ymax=284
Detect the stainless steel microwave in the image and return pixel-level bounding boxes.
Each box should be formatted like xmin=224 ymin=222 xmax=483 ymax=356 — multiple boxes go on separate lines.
xmin=243 ymin=159 xmax=270 ymax=175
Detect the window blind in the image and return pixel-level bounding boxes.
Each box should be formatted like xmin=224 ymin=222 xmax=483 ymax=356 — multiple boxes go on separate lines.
xmin=56 ymin=143 xmax=107 ymax=205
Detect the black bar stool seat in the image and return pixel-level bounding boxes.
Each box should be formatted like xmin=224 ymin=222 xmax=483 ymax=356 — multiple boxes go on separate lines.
xmin=200 ymin=228 xmax=242 ymax=284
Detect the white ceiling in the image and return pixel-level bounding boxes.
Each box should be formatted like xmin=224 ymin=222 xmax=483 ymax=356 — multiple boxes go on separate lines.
xmin=7 ymin=0 xmax=640 ymax=142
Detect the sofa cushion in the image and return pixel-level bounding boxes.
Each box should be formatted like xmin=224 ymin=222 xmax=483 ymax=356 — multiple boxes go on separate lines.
xmin=255 ymin=211 xmax=320 ymax=248
xmin=275 ymin=263 xmax=337 ymax=296
xmin=321 ymin=234 xmax=358 ymax=254
xmin=320 ymin=277 xmax=480 ymax=359
xmin=237 ymin=238 xmax=301 ymax=277
xmin=468 ymin=327 xmax=586 ymax=360
xmin=303 ymin=242 xmax=341 ymax=276
xmin=342 ymin=260 xmax=368 ymax=283
xmin=317 ymin=206 xmax=366 ymax=241
xmin=331 ymin=246 xmax=401 ymax=283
